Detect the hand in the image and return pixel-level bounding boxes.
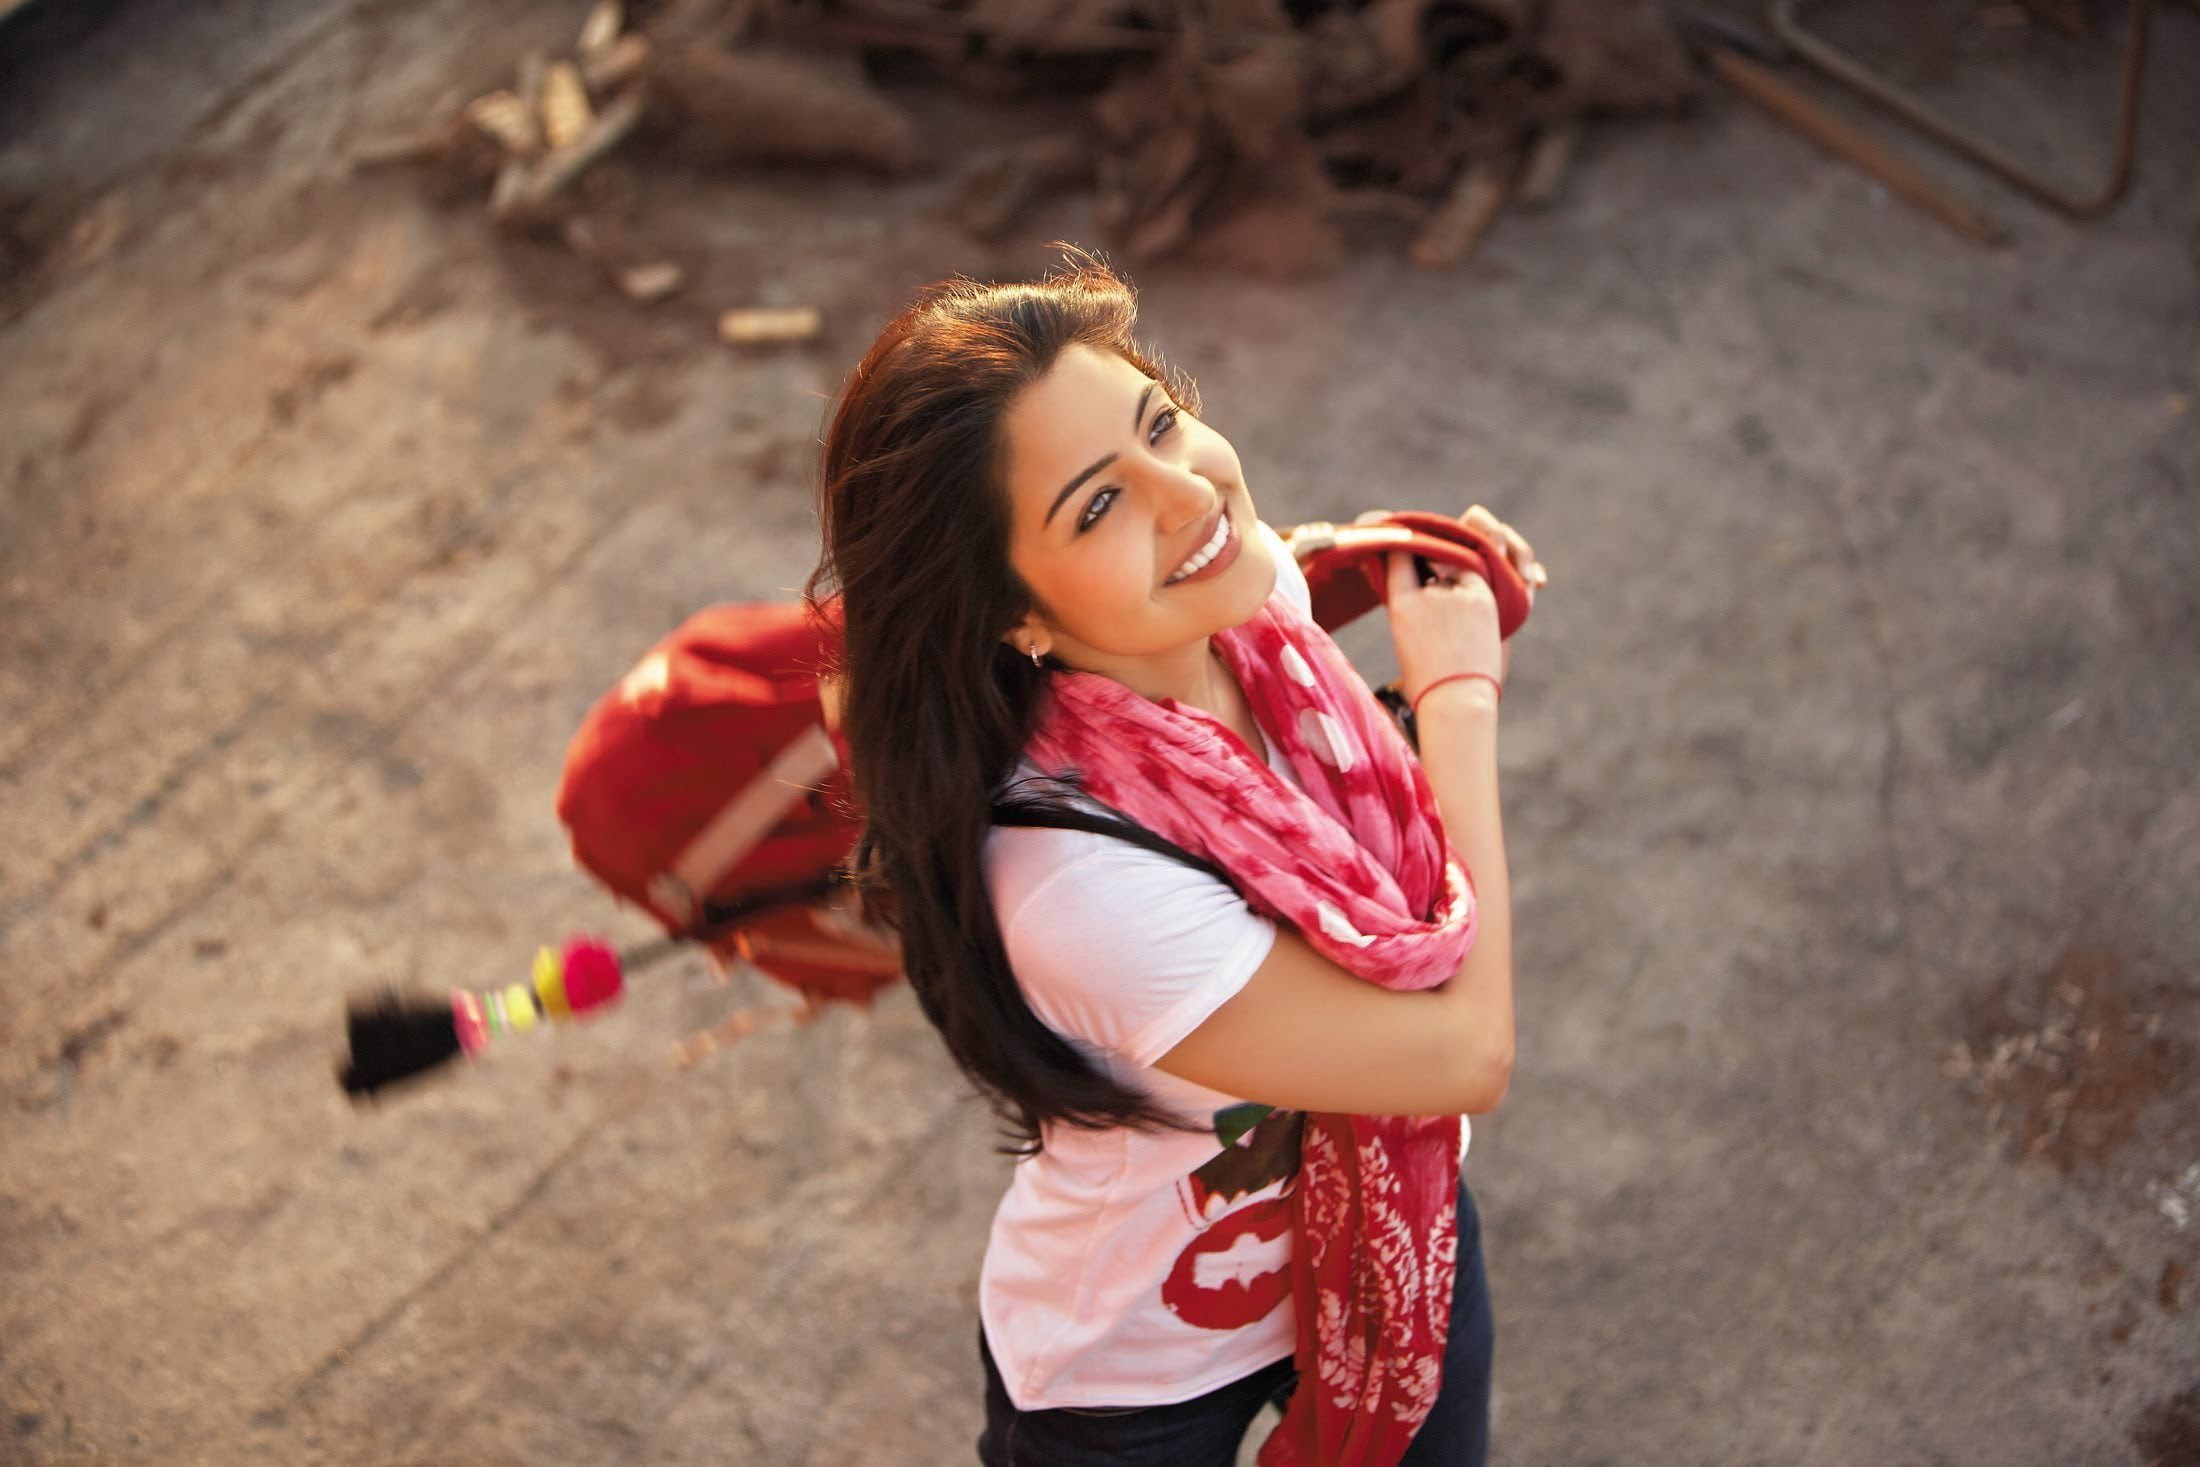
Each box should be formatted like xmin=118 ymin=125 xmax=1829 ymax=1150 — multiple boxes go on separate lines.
xmin=1352 ymin=505 xmax=1549 ymax=598
xmin=1383 ymin=550 xmax=1502 ymax=706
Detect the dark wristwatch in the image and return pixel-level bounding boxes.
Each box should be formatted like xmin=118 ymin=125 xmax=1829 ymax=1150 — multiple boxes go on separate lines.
xmin=1374 ymin=679 xmax=1419 ymax=754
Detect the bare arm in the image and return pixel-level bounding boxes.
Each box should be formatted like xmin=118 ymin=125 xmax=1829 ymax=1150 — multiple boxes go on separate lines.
xmin=1152 ymin=520 xmax=1536 ymax=1116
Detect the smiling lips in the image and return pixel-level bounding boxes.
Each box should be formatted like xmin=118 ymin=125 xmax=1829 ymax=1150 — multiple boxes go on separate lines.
xmin=1164 ymin=508 xmax=1237 ymax=587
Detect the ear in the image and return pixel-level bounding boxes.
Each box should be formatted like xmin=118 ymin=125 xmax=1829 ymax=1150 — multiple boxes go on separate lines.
xmin=1000 ymin=612 xmax=1051 ymax=661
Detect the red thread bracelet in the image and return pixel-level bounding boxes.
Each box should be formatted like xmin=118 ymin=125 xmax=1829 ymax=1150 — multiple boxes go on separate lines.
xmin=1410 ymin=671 xmax=1502 ymax=718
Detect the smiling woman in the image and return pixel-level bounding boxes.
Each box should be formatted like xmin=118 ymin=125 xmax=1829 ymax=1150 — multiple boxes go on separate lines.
xmin=806 ymin=246 xmax=1531 ymax=1467
xmin=997 ymin=342 xmax=1279 ymax=748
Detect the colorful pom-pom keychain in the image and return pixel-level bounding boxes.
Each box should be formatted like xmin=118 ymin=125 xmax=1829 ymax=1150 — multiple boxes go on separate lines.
xmin=339 ymin=934 xmax=652 ymax=1097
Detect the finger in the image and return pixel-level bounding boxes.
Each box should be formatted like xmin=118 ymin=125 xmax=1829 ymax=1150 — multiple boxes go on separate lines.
xmin=1465 ymin=506 xmax=1522 ymax=571
xmin=1467 ymin=509 xmax=1542 ymax=586
xmin=1500 ymin=524 xmax=1535 ymax=576
xmin=1385 ymin=550 xmax=1420 ymax=601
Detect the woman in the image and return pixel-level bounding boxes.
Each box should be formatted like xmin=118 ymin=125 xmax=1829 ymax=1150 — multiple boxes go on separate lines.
xmin=807 ymin=249 xmax=1539 ymax=1467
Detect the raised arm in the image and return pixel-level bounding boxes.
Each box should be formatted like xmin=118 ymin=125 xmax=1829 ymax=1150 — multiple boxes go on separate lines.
xmin=1153 ymin=528 xmax=1534 ymax=1116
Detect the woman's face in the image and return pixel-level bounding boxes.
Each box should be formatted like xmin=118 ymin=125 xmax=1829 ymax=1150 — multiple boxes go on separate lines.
xmin=999 ymin=343 xmax=1276 ymax=665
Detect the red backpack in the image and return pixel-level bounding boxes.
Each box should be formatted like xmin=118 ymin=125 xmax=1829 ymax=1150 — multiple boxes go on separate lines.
xmin=554 ymin=599 xmax=900 ymax=1008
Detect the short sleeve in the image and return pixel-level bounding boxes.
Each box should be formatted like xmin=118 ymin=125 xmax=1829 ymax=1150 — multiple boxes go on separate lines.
xmin=984 ymin=824 xmax=1278 ymax=1068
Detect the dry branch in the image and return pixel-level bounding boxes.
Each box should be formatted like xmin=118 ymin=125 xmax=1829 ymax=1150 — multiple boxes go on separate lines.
xmin=1409 ymin=151 xmax=1514 ymax=268
xmin=491 ymin=88 xmax=648 ymax=226
xmin=719 ymin=306 xmax=824 ymax=344
xmin=653 ymin=41 xmax=925 ymax=173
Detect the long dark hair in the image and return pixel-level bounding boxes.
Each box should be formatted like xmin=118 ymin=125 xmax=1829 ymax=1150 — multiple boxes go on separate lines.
xmin=806 ymin=247 xmax=1219 ymax=1157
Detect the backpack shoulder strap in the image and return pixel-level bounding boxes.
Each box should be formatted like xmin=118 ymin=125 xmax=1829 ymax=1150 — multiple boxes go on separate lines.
xmin=989 ymin=794 xmax=1238 ymax=894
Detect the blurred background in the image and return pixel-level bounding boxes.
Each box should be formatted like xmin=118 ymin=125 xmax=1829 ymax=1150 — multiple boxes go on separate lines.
xmin=2 ymin=0 xmax=2196 ymax=1461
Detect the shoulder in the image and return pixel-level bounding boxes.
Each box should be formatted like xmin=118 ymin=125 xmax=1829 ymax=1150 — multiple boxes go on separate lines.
xmin=982 ymin=817 xmax=1242 ymax=951
xmin=983 ymin=820 xmax=1277 ymax=1068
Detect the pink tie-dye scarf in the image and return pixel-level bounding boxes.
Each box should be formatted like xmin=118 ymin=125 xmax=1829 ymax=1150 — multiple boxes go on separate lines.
xmin=1023 ymin=584 xmax=1479 ymax=1467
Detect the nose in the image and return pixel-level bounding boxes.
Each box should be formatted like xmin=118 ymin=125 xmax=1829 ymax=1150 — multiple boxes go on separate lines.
xmin=1144 ymin=458 xmax=1214 ymax=534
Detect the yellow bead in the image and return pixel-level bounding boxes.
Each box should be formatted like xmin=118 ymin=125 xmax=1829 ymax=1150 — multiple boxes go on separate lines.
xmin=504 ymin=983 xmax=538 ymax=1031
xmin=534 ymin=947 xmax=571 ymax=1020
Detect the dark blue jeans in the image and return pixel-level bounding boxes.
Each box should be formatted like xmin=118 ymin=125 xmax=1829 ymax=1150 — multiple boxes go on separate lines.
xmin=976 ymin=1178 xmax=1493 ymax=1466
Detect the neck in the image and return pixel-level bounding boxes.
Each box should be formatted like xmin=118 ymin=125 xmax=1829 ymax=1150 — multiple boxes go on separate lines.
xmin=1059 ymin=637 xmax=1224 ymax=713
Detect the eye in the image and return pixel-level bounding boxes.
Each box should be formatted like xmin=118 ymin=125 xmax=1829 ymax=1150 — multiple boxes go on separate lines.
xmin=1073 ymin=406 xmax=1179 ymax=535
xmin=1077 ymin=487 xmax=1118 ymax=533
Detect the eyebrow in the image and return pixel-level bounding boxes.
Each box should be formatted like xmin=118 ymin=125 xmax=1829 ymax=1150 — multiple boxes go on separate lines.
xmin=1045 ymin=382 xmax=1157 ymax=527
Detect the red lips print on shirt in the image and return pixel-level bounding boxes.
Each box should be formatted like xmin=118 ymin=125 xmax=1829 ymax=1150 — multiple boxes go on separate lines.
xmin=1162 ymin=1106 xmax=1306 ymax=1332
xmin=1162 ymin=1195 xmax=1295 ymax=1330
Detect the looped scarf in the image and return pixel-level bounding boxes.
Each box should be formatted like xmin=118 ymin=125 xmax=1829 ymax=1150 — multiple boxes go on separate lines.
xmin=1022 ymin=583 xmax=1478 ymax=1467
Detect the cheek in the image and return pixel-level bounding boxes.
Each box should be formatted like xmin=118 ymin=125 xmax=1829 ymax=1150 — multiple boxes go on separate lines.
xmin=1060 ymin=535 xmax=1153 ymax=620
xmin=1017 ymin=534 xmax=1144 ymax=633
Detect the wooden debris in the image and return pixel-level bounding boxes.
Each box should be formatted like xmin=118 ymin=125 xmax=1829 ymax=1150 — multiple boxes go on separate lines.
xmin=1191 ymin=186 xmax=1346 ymax=278
xmin=654 ymin=41 xmax=925 ymax=173
xmin=463 ymin=90 xmax=540 ymax=155
xmin=617 ymin=262 xmax=686 ymax=303
xmin=488 ymin=53 xmax=550 ymax=220
xmin=953 ymin=133 xmax=1094 ymax=239
xmin=1206 ymin=36 xmax=1305 ymax=167
xmin=1409 ymin=151 xmax=1514 ymax=269
xmin=581 ymin=32 xmax=651 ymax=92
xmin=376 ymin=0 xmax=1719 ymax=285
xmin=1541 ymin=0 xmax=1700 ymax=114
xmin=1516 ymin=121 xmax=1579 ymax=210
xmin=560 ymin=214 xmax=685 ymax=304
xmin=719 ymin=305 xmax=823 ymax=344
xmin=1122 ymin=159 xmax=1215 ymax=262
xmin=350 ymin=120 xmax=468 ymax=170
xmin=491 ymin=88 xmax=648 ymax=226
xmin=1675 ymin=1 xmax=1788 ymax=62
xmin=540 ymin=60 xmax=596 ymax=150
xmin=577 ymin=0 xmax=624 ymax=59
xmin=1303 ymin=0 xmax=1424 ymax=120
xmin=515 ymin=50 xmax=547 ymax=123
xmin=647 ymin=0 xmax=764 ymax=47
xmin=1090 ymin=55 xmax=1222 ymax=263
xmin=1326 ymin=188 xmax=1432 ymax=224
xmin=804 ymin=0 xmax=1176 ymax=58
xmin=2018 ymin=0 xmax=2091 ymax=36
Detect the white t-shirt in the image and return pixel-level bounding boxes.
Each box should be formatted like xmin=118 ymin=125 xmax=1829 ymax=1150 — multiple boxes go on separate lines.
xmin=976 ymin=522 xmax=1470 ymax=1411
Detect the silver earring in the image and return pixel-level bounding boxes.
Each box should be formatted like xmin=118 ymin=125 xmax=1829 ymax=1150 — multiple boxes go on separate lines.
xmin=1028 ymin=645 xmax=1043 ymax=668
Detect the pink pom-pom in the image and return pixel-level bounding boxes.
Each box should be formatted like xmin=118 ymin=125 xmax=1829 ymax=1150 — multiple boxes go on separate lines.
xmin=561 ymin=937 xmax=624 ymax=1015
xmin=453 ymin=991 xmax=490 ymax=1056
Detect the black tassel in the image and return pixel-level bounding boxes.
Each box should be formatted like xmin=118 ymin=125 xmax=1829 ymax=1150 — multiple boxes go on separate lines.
xmin=338 ymin=987 xmax=462 ymax=1098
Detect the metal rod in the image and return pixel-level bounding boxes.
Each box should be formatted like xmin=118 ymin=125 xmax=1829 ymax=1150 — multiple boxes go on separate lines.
xmin=1770 ymin=0 xmax=2153 ymax=219
xmin=1708 ymin=45 xmax=2006 ymax=244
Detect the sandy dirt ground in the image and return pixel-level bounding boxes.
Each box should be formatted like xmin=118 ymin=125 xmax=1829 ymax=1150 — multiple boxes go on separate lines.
xmin=3 ymin=2 xmax=2197 ymax=1463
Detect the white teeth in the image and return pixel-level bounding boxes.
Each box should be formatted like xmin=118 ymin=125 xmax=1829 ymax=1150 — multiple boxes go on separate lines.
xmin=1167 ymin=515 xmax=1230 ymax=584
